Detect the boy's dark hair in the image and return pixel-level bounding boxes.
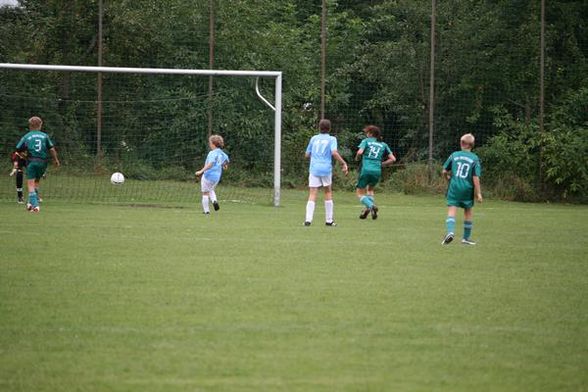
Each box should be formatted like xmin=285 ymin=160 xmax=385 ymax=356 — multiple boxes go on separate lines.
xmin=318 ymin=119 xmax=331 ymax=133
xmin=363 ymin=125 xmax=381 ymax=139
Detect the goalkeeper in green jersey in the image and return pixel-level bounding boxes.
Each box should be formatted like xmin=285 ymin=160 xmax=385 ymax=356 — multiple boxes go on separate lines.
xmin=355 ymin=125 xmax=396 ymax=220
xmin=441 ymin=133 xmax=483 ymax=245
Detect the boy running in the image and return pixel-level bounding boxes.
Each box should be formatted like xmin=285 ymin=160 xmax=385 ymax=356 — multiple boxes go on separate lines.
xmin=355 ymin=125 xmax=396 ymax=219
xmin=441 ymin=133 xmax=483 ymax=245
xmin=195 ymin=135 xmax=229 ymax=214
xmin=304 ymin=119 xmax=348 ymax=226
xmin=15 ymin=116 xmax=60 ymax=212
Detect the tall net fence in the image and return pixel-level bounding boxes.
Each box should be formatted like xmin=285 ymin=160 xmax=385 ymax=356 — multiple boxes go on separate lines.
xmin=0 ymin=1 xmax=586 ymax=202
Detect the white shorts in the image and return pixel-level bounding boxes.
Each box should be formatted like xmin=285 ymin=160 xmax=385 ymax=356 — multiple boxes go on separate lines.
xmin=201 ymin=177 xmax=218 ymax=193
xmin=308 ymin=173 xmax=332 ymax=188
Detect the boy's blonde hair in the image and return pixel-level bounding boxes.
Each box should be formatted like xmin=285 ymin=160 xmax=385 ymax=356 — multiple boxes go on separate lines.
xmin=209 ymin=134 xmax=224 ymax=148
xmin=460 ymin=133 xmax=475 ymax=148
xmin=29 ymin=116 xmax=43 ymax=130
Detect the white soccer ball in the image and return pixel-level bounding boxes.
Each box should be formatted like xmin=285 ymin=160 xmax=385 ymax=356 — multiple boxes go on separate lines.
xmin=110 ymin=172 xmax=125 ymax=185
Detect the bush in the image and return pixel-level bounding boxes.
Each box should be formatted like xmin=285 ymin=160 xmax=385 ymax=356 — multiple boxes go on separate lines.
xmin=384 ymin=163 xmax=447 ymax=195
xmin=478 ymin=88 xmax=588 ymax=202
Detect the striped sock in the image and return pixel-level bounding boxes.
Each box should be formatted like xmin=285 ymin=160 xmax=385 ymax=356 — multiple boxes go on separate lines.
xmin=446 ymin=217 xmax=456 ymax=234
xmin=360 ymin=195 xmax=373 ymax=208
xmin=28 ymin=192 xmax=38 ymax=207
xmin=464 ymin=221 xmax=473 ymax=239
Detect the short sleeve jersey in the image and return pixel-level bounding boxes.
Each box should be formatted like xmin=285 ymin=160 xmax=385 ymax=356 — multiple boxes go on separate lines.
xmin=16 ymin=130 xmax=55 ymax=160
xmin=306 ymin=133 xmax=338 ymax=177
xmin=443 ymin=150 xmax=482 ymax=201
xmin=358 ymin=137 xmax=392 ymax=174
xmin=203 ymin=148 xmax=229 ymax=183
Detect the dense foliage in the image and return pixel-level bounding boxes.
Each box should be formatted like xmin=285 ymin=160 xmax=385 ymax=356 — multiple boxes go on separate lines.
xmin=0 ymin=0 xmax=586 ymax=200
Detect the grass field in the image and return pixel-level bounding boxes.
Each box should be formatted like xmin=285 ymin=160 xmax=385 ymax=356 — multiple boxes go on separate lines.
xmin=1 ymin=189 xmax=587 ymax=391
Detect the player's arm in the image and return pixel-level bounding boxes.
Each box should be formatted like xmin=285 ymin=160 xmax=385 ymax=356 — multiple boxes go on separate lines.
xmin=9 ymin=152 xmax=21 ymax=176
xmin=355 ymin=148 xmax=364 ymax=161
xmin=473 ymin=176 xmax=483 ymax=202
xmin=332 ymin=150 xmax=349 ymax=175
xmin=381 ymin=152 xmax=396 ymax=167
xmin=195 ymin=162 xmax=213 ymax=177
xmin=49 ymin=147 xmax=60 ymax=167
xmin=442 ymin=154 xmax=453 ymax=180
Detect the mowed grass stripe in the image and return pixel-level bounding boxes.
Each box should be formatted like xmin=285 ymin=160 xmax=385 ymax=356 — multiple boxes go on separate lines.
xmin=1 ymin=190 xmax=587 ymax=391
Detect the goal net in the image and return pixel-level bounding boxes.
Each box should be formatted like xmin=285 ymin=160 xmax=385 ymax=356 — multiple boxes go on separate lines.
xmin=0 ymin=63 xmax=282 ymax=206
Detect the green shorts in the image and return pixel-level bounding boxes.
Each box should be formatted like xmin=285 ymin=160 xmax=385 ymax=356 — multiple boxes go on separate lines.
xmin=447 ymin=198 xmax=474 ymax=209
xmin=26 ymin=161 xmax=48 ymax=180
xmin=356 ymin=171 xmax=381 ymax=189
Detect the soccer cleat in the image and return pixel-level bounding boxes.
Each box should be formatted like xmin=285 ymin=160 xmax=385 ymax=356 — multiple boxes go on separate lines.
xmin=370 ymin=205 xmax=379 ymax=220
xmin=461 ymin=238 xmax=477 ymax=245
xmin=359 ymin=208 xmax=370 ymax=219
xmin=31 ymin=206 xmax=40 ymax=213
xmin=441 ymin=232 xmax=454 ymax=245
xmin=26 ymin=203 xmax=33 ymax=211
xmin=212 ymin=201 xmax=220 ymax=211
xmin=303 ymin=221 xmax=311 ymax=226
xmin=17 ymin=197 xmax=24 ymax=204
xmin=325 ymin=221 xmax=337 ymax=227
xmin=203 ymin=211 xmax=210 ymax=215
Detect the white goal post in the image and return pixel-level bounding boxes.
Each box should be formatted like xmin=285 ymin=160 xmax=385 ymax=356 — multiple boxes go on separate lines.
xmin=0 ymin=63 xmax=283 ymax=207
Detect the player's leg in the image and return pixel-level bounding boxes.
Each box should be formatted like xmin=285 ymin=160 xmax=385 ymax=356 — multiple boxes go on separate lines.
xmin=16 ymin=168 xmax=24 ymax=203
xmin=209 ymin=188 xmax=220 ymax=211
xmin=25 ymin=163 xmax=40 ymax=211
xmin=34 ymin=178 xmax=42 ymax=202
xmin=442 ymin=206 xmax=458 ymax=244
xmin=26 ymin=178 xmax=39 ymax=211
xmin=461 ymin=207 xmax=476 ymax=245
xmin=323 ymin=184 xmax=336 ymax=226
xmin=305 ymin=187 xmax=319 ymax=225
xmin=356 ymin=187 xmax=371 ymax=219
xmin=200 ymin=178 xmax=213 ymax=214
xmin=305 ymin=174 xmax=322 ymax=225
xmin=367 ymin=184 xmax=378 ymax=220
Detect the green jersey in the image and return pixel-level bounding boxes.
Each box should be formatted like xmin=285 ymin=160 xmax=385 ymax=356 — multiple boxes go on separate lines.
xmin=358 ymin=137 xmax=392 ymax=174
xmin=443 ymin=150 xmax=481 ymax=206
xmin=16 ymin=130 xmax=55 ymax=161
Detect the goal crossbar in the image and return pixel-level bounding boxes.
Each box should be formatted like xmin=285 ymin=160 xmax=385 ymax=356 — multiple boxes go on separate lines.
xmin=0 ymin=63 xmax=283 ymax=206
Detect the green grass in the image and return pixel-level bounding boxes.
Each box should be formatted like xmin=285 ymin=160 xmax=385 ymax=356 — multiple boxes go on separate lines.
xmin=1 ymin=190 xmax=587 ymax=391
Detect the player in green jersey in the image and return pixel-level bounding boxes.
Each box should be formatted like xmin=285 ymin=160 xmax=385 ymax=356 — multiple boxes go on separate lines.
xmin=15 ymin=116 xmax=60 ymax=212
xmin=441 ymin=133 xmax=483 ymax=245
xmin=355 ymin=125 xmax=396 ymax=219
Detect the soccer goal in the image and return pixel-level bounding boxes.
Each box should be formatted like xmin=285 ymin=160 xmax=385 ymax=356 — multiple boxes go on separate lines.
xmin=0 ymin=63 xmax=283 ymax=206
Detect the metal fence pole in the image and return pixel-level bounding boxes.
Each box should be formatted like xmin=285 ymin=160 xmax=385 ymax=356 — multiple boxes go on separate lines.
xmin=428 ymin=0 xmax=436 ymax=169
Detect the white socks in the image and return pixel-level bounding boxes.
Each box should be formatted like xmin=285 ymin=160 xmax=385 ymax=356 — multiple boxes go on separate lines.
xmin=325 ymin=200 xmax=334 ymax=223
xmin=305 ymin=201 xmax=315 ymax=223
xmin=202 ymin=195 xmax=210 ymax=213
xmin=305 ymin=200 xmax=334 ymax=223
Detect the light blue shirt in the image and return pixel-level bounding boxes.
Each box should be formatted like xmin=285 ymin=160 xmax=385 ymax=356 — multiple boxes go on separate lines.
xmin=306 ymin=133 xmax=338 ymax=176
xmin=203 ymin=148 xmax=229 ymax=183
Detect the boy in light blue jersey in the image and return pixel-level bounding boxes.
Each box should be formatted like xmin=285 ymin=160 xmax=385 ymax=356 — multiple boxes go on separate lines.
xmin=304 ymin=119 xmax=348 ymax=226
xmin=15 ymin=116 xmax=60 ymax=212
xmin=196 ymin=135 xmax=230 ymax=214
xmin=441 ymin=133 xmax=483 ymax=245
